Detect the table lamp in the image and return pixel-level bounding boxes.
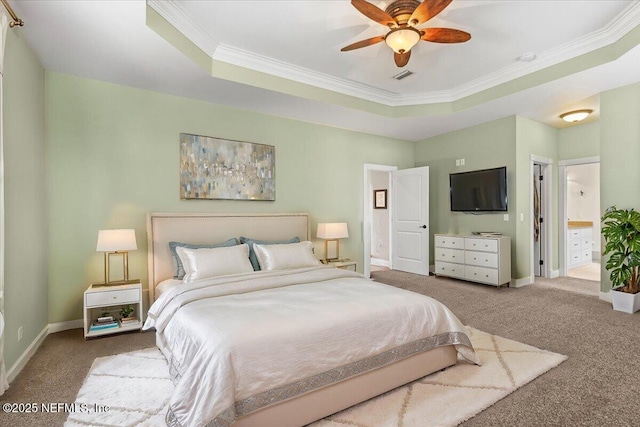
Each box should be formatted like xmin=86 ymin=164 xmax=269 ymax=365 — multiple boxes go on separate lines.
xmin=96 ymin=229 xmax=137 ymax=285
xmin=316 ymin=222 xmax=349 ymax=263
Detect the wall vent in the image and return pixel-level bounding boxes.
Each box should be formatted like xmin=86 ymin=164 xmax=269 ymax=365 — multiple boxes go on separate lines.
xmin=392 ymin=70 xmax=414 ymax=80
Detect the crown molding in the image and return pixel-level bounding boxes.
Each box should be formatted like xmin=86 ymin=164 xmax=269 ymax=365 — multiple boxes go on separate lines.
xmin=147 ymin=0 xmax=218 ymax=57
xmin=149 ymin=1 xmax=640 ymax=107
xmin=212 ymin=44 xmax=400 ymax=105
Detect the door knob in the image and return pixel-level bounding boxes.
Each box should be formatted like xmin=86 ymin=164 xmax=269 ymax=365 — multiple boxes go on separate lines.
xmin=420 ymin=225 xmax=427 ymax=229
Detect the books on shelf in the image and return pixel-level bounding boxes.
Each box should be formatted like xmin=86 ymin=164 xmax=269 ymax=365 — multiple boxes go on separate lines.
xmin=120 ymin=317 xmax=139 ymax=325
xmin=90 ymin=319 xmax=118 ymax=332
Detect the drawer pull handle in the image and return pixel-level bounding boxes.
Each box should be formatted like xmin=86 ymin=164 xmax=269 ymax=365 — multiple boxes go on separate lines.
xmin=486 ymin=275 xmax=489 ymax=278
xmin=485 ymin=259 xmax=488 ymax=262
xmin=113 ymin=296 xmax=117 ymax=299
xmin=474 ymin=273 xmax=477 ymax=275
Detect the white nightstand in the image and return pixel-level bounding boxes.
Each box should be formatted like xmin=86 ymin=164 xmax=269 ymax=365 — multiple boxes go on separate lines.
xmin=83 ymin=281 xmax=143 ymax=339
xmin=323 ymin=259 xmax=357 ymax=271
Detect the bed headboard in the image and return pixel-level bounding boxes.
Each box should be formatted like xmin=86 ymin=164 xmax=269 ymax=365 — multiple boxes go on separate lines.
xmin=146 ymin=212 xmax=310 ymax=305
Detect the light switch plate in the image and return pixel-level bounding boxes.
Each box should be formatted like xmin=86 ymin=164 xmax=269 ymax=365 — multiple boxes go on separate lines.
xmin=503 ymin=214 xmax=509 ymax=221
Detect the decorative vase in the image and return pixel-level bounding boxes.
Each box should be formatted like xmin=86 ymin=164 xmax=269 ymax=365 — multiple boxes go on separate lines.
xmin=610 ymin=288 xmax=640 ymax=314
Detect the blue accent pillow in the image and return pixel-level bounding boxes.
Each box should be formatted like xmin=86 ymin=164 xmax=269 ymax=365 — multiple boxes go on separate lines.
xmin=239 ymin=236 xmax=301 ymax=270
xmin=169 ymin=238 xmax=239 ymax=279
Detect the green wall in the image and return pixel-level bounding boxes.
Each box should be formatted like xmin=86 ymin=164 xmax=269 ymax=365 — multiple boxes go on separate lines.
xmin=45 ymin=72 xmax=415 ymax=323
xmin=515 ymin=117 xmax=559 ymax=278
xmin=558 ymin=121 xmax=600 ymax=160
xmin=415 ymin=116 xmax=560 ymax=281
xmin=3 ymin=30 xmax=48 ymax=370
xmin=415 ymin=117 xmax=519 ymax=275
xmin=600 ymin=82 xmax=640 ymax=292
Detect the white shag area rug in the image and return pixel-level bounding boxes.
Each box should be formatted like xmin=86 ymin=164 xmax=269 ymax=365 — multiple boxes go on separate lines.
xmin=65 ymin=328 xmax=566 ymax=427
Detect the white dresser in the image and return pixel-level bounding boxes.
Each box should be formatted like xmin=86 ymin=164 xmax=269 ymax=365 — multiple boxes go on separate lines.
xmin=567 ymin=223 xmax=593 ymax=268
xmin=434 ymin=234 xmax=511 ymax=287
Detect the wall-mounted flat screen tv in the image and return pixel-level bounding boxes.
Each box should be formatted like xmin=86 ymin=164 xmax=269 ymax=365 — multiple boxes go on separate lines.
xmin=450 ymin=166 xmax=508 ymax=212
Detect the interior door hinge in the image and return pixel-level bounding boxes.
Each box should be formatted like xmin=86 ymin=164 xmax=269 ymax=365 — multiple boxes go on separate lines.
xmin=539 ymin=175 xmax=543 ymax=181
xmin=539 ymin=260 xmax=544 ymax=266
xmin=540 ymin=217 xmax=543 ymax=223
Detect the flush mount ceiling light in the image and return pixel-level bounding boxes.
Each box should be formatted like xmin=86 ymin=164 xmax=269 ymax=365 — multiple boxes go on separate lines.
xmin=341 ymin=0 xmax=471 ymax=67
xmin=560 ymin=109 xmax=593 ymax=123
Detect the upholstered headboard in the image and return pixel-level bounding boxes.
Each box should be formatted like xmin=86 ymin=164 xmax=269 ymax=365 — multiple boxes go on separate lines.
xmin=146 ymin=212 xmax=310 ymax=305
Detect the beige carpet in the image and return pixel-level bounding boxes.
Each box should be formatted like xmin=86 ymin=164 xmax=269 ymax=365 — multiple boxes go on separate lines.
xmin=65 ymin=328 xmax=566 ymax=427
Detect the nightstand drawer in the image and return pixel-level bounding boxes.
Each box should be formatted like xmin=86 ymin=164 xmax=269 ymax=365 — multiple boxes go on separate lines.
xmin=86 ymin=288 xmax=140 ymax=307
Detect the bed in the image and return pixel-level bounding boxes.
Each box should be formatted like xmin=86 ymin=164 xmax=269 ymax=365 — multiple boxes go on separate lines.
xmin=145 ymin=212 xmax=478 ymax=427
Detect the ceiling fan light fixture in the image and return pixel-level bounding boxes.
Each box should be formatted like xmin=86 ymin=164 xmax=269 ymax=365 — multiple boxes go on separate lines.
xmin=385 ymin=27 xmax=421 ymax=54
xmin=560 ymin=109 xmax=593 ymax=123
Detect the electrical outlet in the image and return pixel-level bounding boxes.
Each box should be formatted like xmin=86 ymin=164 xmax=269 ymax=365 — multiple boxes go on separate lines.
xmin=18 ymin=326 xmax=23 ymax=342
xmin=503 ymin=214 xmax=509 ymax=221
xmin=455 ymin=159 xmax=460 ymax=166
xmin=461 ymin=158 xmax=465 ymax=166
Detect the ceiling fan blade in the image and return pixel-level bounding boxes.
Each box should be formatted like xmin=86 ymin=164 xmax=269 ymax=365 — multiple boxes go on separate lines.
xmin=351 ymin=0 xmax=398 ymax=28
xmin=394 ymin=50 xmax=411 ymax=67
xmin=409 ymin=0 xmax=453 ymax=26
xmin=341 ymin=35 xmax=386 ymax=51
xmin=421 ymin=28 xmax=471 ymax=43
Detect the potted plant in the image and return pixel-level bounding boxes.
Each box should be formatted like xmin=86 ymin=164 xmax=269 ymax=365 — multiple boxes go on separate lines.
xmin=601 ymin=205 xmax=640 ymax=313
xmin=119 ymin=305 xmax=135 ymax=320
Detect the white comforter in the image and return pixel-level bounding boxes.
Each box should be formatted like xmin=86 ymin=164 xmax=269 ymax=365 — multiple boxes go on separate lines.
xmin=144 ymin=266 xmax=478 ymax=427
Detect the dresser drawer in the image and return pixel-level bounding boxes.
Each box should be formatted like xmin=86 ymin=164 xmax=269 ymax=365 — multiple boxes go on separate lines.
xmin=582 ymin=249 xmax=592 ymax=262
xmin=580 ymin=228 xmax=592 ymax=239
xmin=86 ymin=288 xmax=140 ymax=307
xmin=569 ymin=239 xmax=581 ymax=251
xmin=435 ymin=248 xmax=464 ymax=263
xmin=569 ymin=230 xmax=581 ymax=239
xmin=465 ymin=238 xmax=498 ymax=252
xmin=435 ymin=235 xmax=464 ymax=249
xmin=569 ymin=251 xmax=582 ymax=265
xmin=465 ymin=251 xmax=498 ymax=268
xmin=435 ymin=261 xmax=465 ymax=279
xmin=465 ymin=265 xmax=499 ymax=285
xmin=582 ymin=238 xmax=591 ymax=249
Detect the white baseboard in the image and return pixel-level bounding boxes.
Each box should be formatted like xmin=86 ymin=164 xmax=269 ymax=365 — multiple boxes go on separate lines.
xmin=512 ymin=276 xmax=533 ymax=287
xmin=550 ymin=270 xmax=560 ymax=279
xmin=48 ymin=319 xmax=83 ymax=334
xmin=599 ymin=291 xmax=611 ymax=303
xmin=7 ymin=318 xmax=86 ymax=385
xmin=7 ymin=325 xmax=48 ymax=383
xmin=370 ymin=258 xmax=390 ymax=267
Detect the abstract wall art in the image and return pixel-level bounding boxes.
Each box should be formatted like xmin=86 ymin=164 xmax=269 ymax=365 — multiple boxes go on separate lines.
xmin=180 ymin=133 xmax=275 ymax=200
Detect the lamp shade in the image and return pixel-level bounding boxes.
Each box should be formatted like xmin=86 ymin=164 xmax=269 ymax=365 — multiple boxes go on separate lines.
xmin=317 ymin=223 xmax=349 ymax=240
xmin=96 ymin=229 xmax=137 ymax=252
xmin=385 ymin=27 xmax=421 ymax=54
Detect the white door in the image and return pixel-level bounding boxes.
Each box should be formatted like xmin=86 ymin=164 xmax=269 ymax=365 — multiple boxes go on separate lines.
xmin=391 ymin=167 xmax=429 ymax=275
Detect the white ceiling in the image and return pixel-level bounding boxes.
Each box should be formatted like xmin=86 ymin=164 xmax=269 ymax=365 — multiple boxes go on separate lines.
xmin=10 ymin=0 xmax=640 ymax=140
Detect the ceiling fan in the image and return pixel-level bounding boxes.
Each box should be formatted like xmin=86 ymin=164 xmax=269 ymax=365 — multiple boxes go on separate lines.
xmin=341 ymin=0 xmax=471 ymax=67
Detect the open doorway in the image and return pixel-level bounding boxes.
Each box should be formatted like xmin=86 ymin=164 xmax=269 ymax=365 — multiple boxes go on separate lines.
xmin=559 ymin=157 xmax=601 ymax=282
xmin=363 ymin=164 xmax=396 ymax=278
xmin=370 ymin=170 xmax=391 ymax=272
xmin=566 ymin=162 xmax=601 ymax=281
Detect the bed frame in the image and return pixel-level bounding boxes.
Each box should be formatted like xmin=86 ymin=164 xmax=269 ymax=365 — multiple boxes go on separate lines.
xmin=146 ymin=212 xmax=458 ymax=427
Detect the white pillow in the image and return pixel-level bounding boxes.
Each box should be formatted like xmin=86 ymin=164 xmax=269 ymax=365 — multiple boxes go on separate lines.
xmin=176 ymin=243 xmax=254 ymax=283
xmin=254 ymin=241 xmax=320 ymax=271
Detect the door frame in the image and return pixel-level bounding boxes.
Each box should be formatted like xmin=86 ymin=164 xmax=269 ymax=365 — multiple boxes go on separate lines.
xmin=558 ymin=156 xmax=600 ymax=277
xmin=363 ymin=163 xmax=397 ymax=279
xmin=530 ymin=155 xmax=553 ymax=280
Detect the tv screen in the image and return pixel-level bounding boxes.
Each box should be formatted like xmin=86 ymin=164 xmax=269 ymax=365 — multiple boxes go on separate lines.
xmin=450 ymin=167 xmax=508 ymax=212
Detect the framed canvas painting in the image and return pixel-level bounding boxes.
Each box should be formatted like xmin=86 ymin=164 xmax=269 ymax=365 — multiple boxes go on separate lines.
xmin=180 ymin=133 xmax=275 ymax=201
